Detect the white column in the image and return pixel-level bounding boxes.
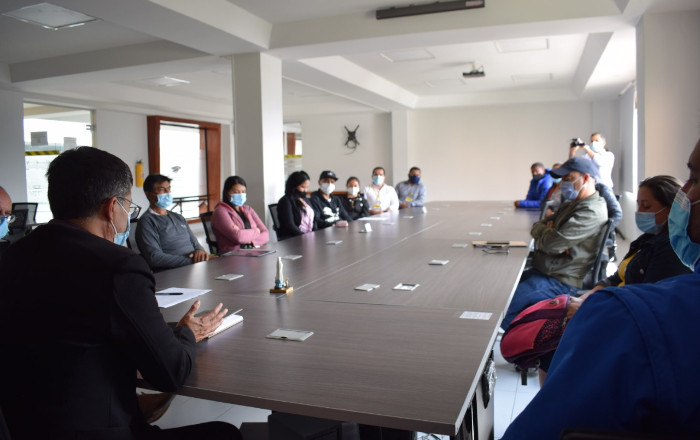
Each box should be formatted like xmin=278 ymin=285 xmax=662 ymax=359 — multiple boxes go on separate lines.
xmin=0 ymin=90 xmax=27 ymax=202
xmin=231 ymin=53 xmax=285 ymax=225
xmin=390 ymin=109 xmax=409 ymax=186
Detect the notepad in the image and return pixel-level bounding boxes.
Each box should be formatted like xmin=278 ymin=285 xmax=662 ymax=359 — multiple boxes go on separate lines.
xmin=393 ymin=283 xmax=419 ymax=291
xmin=282 ymin=254 xmax=302 ymax=260
xmin=355 ymin=283 xmax=380 ymax=291
xmin=155 ymin=287 xmax=210 ymax=308
xmin=472 ymin=241 xmax=528 ymax=248
xmin=208 ymin=313 xmax=244 ymax=338
xmin=452 ymin=243 xmax=469 ymax=248
xmin=222 ymin=249 xmax=276 ymax=257
xmin=429 ymin=259 xmax=449 ymax=265
xmin=326 ymin=240 xmax=343 ymax=245
xmin=266 ymin=328 xmax=314 ymax=341
xmin=215 ymin=274 xmax=244 ymax=281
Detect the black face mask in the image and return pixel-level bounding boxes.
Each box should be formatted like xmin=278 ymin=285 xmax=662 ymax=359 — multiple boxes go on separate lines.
xmin=533 ymin=173 xmax=544 ymax=181
xmin=294 ymin=189 xmax=307 ymax=198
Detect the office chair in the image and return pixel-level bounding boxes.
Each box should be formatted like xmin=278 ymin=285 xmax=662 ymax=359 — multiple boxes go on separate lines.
xmin=581 ymin=219 xmax=615 ymax=290
xmin=125 ymin=218 xmax=140 ymax=252
xmin=11 ymin=203 xmax=37 ymax=227
xmin=199 ymin=211 xmax=218 ymax=254
xmin=268 ymin=203 xmax=281 ymax=241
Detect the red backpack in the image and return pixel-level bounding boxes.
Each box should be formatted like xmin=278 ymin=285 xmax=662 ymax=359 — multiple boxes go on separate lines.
xmin=500 ymin=294 xmax=570 ymax=370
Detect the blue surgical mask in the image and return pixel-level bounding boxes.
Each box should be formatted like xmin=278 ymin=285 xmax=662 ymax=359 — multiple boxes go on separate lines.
xmin=560 ymin=176 xmax=582 ymax=201
xmin=0 ymin=217 xmax=8 ymax=239
xmin=409 ymin=175 xmax=420 ymax=184
xmin=635 ymin=207 xmax=666 ymax=234
xmin=552 ymin=177 xmax=562 ymax=184
xmin=372 ymin=175 xmax=384 ymax=186
xmin=590 ymin=140 xmax=603 ymax=153
xmin=230 ymin=193 xmax=246 ymax=207
xmin=111 ymin=201 xmax=130 ymax=246
xmin=155 ymin=193 xmax=173 ymax=209
xmin=668 ymin=189 xmax=700 ymax=270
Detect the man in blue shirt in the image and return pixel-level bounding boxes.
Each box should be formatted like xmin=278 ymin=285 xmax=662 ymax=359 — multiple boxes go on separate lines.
xmin=502 ymin=138 xmax=700 ymax=439
xmin=514 ymin=162 xmax=553 ymax=209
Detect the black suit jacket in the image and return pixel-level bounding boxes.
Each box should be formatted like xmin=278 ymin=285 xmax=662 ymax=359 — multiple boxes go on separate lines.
xmin=0 ymin=221 xmax=196 ymax=439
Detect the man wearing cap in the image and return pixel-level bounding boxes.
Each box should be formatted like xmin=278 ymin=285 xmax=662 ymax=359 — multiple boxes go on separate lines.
xmin=310 ymin=170 xmax=352 ymax=229
xmin=502 ymin=156 xmax=608 ymax=331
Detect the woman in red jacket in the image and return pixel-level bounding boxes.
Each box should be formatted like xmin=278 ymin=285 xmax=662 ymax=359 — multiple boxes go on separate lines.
xmin=211 ymin=176 xmax=269 ymax=252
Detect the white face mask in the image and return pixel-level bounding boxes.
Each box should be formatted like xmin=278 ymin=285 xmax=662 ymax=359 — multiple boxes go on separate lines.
xmin=321 ymin=182 xmax=335 ymax=195
xmin=590 ymin=140 xmax=603 ymax=153
xmin=347 ymin=186 xmax=360 ymax=196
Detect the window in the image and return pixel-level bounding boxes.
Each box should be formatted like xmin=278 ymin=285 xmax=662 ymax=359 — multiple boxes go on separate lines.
xmin=147 ymin=116 xmax=220 ymax=221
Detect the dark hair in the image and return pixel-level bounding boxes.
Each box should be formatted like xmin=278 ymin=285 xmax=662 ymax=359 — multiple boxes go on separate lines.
xmin=46 ymin=146 xmax=132 ymax=220
xmin=409 ymin=166 xmax=421 ymax=174
xmin=346 ymin=176 xmax=360 ymax=186
xmin=285 ymin=171 xmax=310 ymax=196
xmin=222 ymin=176 xmax=247 ymax=202
xmin=372 ymin=166 xmax=385 ymax=175
xmin=143 ymin=174 xmax=171 ymax=194
xmin=531 ymin=162 xmax=545 ymax=170
xmin=639 ymin=175 xmax=682 ymax=207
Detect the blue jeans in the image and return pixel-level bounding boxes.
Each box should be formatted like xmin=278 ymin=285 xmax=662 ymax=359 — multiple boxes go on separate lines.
xmin=502 ymin=269 xmax=579 ymax=330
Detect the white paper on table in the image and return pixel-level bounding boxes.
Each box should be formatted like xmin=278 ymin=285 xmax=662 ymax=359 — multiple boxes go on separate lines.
xmin=156 ymin=287 xmax=211 ymax=308
xmin=361 ymin=217 xmax=387 ymax=221
xmin=459 ymin=311 xmax=493 ymax=320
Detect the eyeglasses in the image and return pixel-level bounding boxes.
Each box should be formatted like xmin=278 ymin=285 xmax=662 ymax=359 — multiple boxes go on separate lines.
xmin=117 ymin=197 xmax=142 ymax=220
xmin=0 ymin=214 xmax=15 ymax=224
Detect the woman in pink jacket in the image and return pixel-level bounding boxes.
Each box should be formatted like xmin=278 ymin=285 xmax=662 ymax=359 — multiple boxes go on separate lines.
xmin=211 ymin=176 xmax=269 ymax=252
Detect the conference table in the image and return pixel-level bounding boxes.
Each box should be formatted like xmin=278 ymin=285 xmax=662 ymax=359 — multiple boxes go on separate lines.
xmin=153 ymin=201 xmax=539 ymax=439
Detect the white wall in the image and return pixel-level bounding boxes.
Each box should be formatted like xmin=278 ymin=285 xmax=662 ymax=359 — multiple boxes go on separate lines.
xmin=0 ymin=89 xmax=27 ymax=203
xmin=406 ymin=102 xmax=593 ymax=201
xmin=295 ymin=112 xmax=392 ymax=190
xmin=637 ymin=10 xmax=700 ymax=181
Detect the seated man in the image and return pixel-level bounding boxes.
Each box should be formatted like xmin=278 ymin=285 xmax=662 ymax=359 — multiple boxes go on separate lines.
xmin=502 ymin=156 xmax=608 ymax=331
xmin=136 ymin=174 xmax=208 ymax=271
xmin=395 ymin=166 xmax=426 ymax=208
xmin=364 ymin=166 xmax=399 ymax=214
xmin=0 ymin=147 xmax=239 ymax=440
xmin=514 ymin=162 xmax=553 ymax=209
xmin=310 ymin=170 xmax=351 ymax=229
xmin=501 ymin=139 xmax=700 ymax=439
xmin=0 ymin=186 xmax=12 ymax=255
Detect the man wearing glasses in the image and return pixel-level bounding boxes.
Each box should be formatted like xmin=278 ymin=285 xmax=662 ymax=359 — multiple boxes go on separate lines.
xmin=136 ymin=174 xmax=209 ymax=272
xmin=0 ymin=147 xmax=239 ymax=439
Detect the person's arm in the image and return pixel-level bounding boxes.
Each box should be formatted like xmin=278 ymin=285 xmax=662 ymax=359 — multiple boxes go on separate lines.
xmin=411 ymin=183 xmax=426 ymax=207
xmin=501 ymin=290 xmax=655 ymax=439
xmin=310 ymin=194 xmax=333 ymax=229
xmin=245 ymin=206 xmax=270 ymax=247
xmin=213 ymin=205 xmax=263 ymax=246
xmin=136 ymin=215 xmax=192 ymax=270
xmin=596 ymin=183 xmax=622 ymax=226
xmin=387 ymin=187 xmax=400 ymax=212
xmin=336 ymin=196 xmax=352 ymax=222
xmin=277 ymin=196 xmax=304 ymax=237
xmin=641 ymin=234 xmax=693 ymax=283
xmin=532 ymin=204 xmax=607 ymax=255
xmin=359 ymin=196 xmax=370 ymax=218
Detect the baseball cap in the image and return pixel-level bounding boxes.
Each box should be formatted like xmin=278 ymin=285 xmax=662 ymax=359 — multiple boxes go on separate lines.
xmin=550 ymin=157 xmax=600 ymax=181
xmin=319 ymin=170 xmax=338 ymax=181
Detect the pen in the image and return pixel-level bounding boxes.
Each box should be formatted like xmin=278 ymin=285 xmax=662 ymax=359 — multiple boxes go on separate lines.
xmin=156 ymin=292 xmax=183 ymax=296
xmin=231 ymin=308 xmax=243 ymax=315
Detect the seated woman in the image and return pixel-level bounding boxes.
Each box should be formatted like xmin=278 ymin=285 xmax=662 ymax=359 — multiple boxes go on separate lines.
xmin=341 ymin=176 xmax=370 ymax=220
xmin=277 ymin=171 xmax=314 ymax=240
xmin=536 ymin=175 xmax=692 ymax=380
xmin=211 ymin=176 xmax=269 ymax=253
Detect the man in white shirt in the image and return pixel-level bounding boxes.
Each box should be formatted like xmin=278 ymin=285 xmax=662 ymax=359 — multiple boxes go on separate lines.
xmin=364 ymin=166 xmax=399 ymax=215
xmin=569 ymin=132 xmax=615 ymax=189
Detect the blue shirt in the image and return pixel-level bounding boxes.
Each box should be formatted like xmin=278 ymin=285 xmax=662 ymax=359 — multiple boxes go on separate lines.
xmin=519 ymin=171 xmax=553 ymax=209
xmin=502 ymin=265 xmax=700 ymax=438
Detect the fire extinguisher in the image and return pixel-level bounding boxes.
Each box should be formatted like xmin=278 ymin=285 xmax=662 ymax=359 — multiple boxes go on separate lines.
xmin=135 ymin=160 xmax=145 ymax=187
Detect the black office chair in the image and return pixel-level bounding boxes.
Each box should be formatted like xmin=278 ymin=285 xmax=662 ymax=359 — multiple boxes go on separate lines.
xmin=581 ymin=219 xmax=615 ymax=290
xmin=268 ymin=203 xmax=282 ymax=241
xmin=10 ymin=202 xmax=37 ymax=229
xmin=125 ymin=218 xmax=140 ymax=252
xmin=199 ymin=211 xmax=218 ymax=254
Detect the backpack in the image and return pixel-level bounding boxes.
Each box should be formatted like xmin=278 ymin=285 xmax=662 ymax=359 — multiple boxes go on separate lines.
xmin=500 ymin=294 xmax=570 ymax=370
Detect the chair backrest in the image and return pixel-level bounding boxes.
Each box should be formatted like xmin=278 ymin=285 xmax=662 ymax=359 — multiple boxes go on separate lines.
xmin=582 ymin=218 xmax=615 ymax=289
xmin=199 ymin=211 xmax=218 ymax=254
xmin=268 ymin=204 xmax=280 ymax=230
xmin=11 ymin=203 xmax=37 ymax=224
xmin=8 ymin=208 xmax=28 ymax=235
xmin=125 ymin=218 xmax=140 ymax=253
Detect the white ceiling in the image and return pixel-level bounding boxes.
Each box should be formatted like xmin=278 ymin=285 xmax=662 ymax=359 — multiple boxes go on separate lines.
xmin=1 ymin=0 xmax=698 ymax=121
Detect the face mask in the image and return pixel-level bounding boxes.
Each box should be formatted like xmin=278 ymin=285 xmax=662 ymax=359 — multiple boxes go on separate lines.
xmin=552 ymin=177 xmax=562 ymax=184
xmin=348 ymin=186 xmax=360 ymax=196
xmin=294 ymin=188 xmax=308 ymax=198
xmin=111 ymin=201 xmax=130 ymax=246
xmin=321 ymin=182 xmax=336 ymax=195
xmin=409 ymin=175 xmax=420 ymax=184
xmin=155 ymin=193 xmax=173 ymax=209
xmin=230 ymin=193 xmax=246 ymax=207
xmin=0 ymin=217 xmax=8 ymax=239
xmin=560 ymin=176 xmax=582 ymax=201
xmin=532 ymin=173 xmax=543 ymax=181
xmin=635 ymin=207 xmax=666 ymax=234
xmin=590 ymin=141 xmax=603 ymax=153
xmin=668 ymin=189 xmax=700 ymax=270
xmin=372 ymin=175 xmax=384 ymax=186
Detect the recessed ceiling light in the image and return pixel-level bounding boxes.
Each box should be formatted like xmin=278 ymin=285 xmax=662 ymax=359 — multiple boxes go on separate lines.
xmin=380 ymin=49 xmax=434 ymax=63
xmin=2 ymin=2 xmax=99 ymax=30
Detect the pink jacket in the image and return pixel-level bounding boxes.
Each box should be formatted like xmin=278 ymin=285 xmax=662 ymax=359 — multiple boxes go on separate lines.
xmin=211 ymin=202 xmax=269 ymax=252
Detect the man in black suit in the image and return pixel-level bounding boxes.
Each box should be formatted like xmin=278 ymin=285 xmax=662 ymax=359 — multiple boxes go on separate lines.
xmin=0 ymin=147 xmax=240 ymax=440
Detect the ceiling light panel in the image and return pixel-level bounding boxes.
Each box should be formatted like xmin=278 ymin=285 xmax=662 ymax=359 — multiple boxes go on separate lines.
xmin=380 ymin=48 xmax=435 ymax=63
xmin=2 ymin=2 xmax=98 ymax=30
xmin=495 ymin=38 xmax=549 ymax=53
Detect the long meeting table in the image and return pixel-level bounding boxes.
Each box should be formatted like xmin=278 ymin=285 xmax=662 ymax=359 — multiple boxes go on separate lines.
xmin=152 ymin=201 xmax=540 ymax=438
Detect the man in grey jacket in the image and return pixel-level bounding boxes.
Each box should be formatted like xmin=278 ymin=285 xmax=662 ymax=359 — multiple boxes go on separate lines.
xmin=136 ymin=174 xmax=208 ymax=272
xmin=502 ymin=157 xmax=608 ymax=330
